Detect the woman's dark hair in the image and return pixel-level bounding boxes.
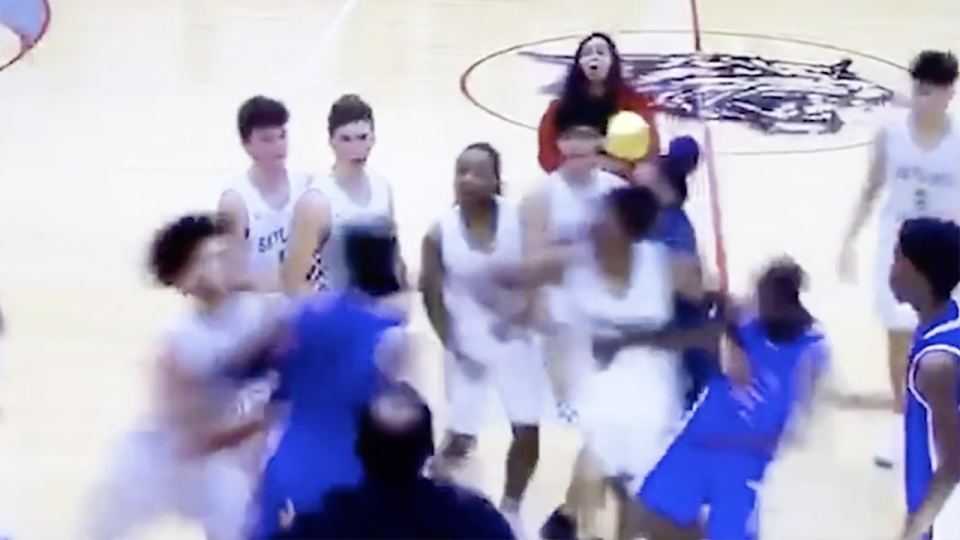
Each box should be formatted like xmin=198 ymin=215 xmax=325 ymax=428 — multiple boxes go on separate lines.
xmin=462 ymin=142 xmax=502 ymax=195
xmin=552 ymin=32 xmax=625 ymax=136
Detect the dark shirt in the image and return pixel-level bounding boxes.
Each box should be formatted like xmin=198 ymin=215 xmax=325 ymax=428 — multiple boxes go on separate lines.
xmin=651 ymin=205 xmax=722 ymax=407
xmin=270 ymin=478 xmax=516 ymax=540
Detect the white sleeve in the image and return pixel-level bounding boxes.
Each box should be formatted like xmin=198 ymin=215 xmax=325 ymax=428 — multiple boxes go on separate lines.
xmin=375 ymin=325 xmax=410 ymax=380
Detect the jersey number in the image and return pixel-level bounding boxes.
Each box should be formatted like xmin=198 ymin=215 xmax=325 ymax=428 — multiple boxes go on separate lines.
xmin=913 ymin=187 xmax=928 ymax=214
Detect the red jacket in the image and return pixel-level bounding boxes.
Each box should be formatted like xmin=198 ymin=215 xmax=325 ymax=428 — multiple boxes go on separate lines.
xmin=537 ymin=87 xmax=660 ymax=173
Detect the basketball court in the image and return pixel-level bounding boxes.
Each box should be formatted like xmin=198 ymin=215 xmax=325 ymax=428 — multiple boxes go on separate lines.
xmin=0 ymin=0 xmax=957 ymax=537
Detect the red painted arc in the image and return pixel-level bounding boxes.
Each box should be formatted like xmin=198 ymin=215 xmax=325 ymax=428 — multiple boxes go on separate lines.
xmin=0 ymin=0 xmax=52 ymax=73
xmin=687 ymin=0 xmax=730 ymax=293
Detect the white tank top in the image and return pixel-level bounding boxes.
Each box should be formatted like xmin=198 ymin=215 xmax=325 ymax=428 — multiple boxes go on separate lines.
xmin=880 ymin=112 xmax=960 ymax=230
xmin=439 ymin=199 xmax=524 ymax=359
xmin=545 ymin=169 xmax=627 ymax=323
xmin=566 ymin=241 xmax=676 ymax=381
xmin=156 ymin=292 xmax=269 ymax=430
xmin=224 ymin=171 xmax=312 ymax=277
xmin=308 ymin=173 xmax=394 ymax=290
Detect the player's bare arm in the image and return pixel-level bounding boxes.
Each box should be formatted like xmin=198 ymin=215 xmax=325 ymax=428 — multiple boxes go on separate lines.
xmin=839 ymin=128 xmax=887 ymax=277
xmin=670 ymin=255 xmax=704 ymax=300
xmin=419 ymin=223 xmax=453 ymax=350
xmin=282 ymin=189 xmax=330 ymax=296
xmin=217 ymin=189 xmax=249 ymax=256
xmin=902 ymin=350 xmax=960 ymax=540
xmin=516 ymin=184 xmax=555 ymax=326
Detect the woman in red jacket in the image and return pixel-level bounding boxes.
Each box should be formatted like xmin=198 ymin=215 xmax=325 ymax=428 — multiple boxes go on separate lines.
xmin=537 ymin=32 xmax=660 ymax=177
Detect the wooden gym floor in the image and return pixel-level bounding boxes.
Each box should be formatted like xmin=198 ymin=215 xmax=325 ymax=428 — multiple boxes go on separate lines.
xmin=1 ymin=0 xmax=959 ymax=537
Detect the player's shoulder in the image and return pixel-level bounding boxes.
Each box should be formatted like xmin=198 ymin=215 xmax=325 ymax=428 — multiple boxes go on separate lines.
xmin=294 ymin=184 xmax=331 ymax=214
xmin=219 ymin=169 xmax=253 ymax=195
xmin=596 ymin=168 xmax=630 ymax=189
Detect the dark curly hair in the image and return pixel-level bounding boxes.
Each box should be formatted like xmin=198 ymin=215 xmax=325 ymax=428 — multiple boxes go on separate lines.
xmin=148 ymin=213 xmax=228 ymax=287
xmin=552 ymin=32 xmax=625 ymax=136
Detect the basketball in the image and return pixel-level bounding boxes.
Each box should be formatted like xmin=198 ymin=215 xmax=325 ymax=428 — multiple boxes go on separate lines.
xmin=604 ymin=111 xmax=651 ymax=161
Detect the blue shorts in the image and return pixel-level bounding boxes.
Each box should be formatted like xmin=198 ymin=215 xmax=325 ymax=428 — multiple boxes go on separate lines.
xmin=638 ymin=434 xmax=768 ymax=540
xmin=251 ymin=431 xmax=362 ymax=539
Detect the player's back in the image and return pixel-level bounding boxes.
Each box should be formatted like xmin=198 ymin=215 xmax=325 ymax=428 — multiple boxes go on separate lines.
xmin=881 ymin=111 xmax=960 ymax=226
xmin=905 ymin=299 xmax=960 ymax=514
xmin=682 ymin=318 xmax=827 ymax=454
xmin=265 ymin=291 xmax=405 ymax=505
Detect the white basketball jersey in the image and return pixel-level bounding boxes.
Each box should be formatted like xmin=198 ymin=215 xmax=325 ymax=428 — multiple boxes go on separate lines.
xmin=880 ymin=113 xmax=960 ymax=231
xmin=157 ymin=292 xmax=270 ymax=430
xmin=308 ymin=173 xmax=394 ymax=290
xmin=566 ymin=241 xmax=673 ymax=331
xmin=545 ymin=169 xmax=627 ymax=323
xmin=439 ymin=199 xmax=525 ymax=359
xmin=566 ymin=241 xmax=676 ymax=385
xmin=225 ymin=172 xmax=311 ymax=276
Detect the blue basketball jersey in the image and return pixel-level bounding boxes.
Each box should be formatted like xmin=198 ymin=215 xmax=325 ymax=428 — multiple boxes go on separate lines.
xmin=681 ymin=318 xmax=828 ymax=453
xmin=905 ymin=300 xmax=960 ymax=516
xmin=639 ymin=318 xmax=828 ymax=539
xmin=254 ymin=291 xmax=404 ymax=539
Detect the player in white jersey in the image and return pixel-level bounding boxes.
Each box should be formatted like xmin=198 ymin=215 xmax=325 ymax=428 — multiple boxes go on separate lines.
xmin=282 ymin=94 xmax=405 ymax=295
xmin=419 ymin=142 xmax=549 ymax=534
xmin=218 ymin=96 xmax=311 ymax=293
xmin=495 ymin=184 xmax=676 ymax=539
xmin=839 ymin=50 xmax=960 ymax=468
xmin=83 ymin=214 xmax=276 ymax=540
xmin=517 ymin=125 xmax=628 ymax=538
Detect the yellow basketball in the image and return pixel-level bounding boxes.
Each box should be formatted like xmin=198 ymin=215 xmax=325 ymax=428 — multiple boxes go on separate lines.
xmin=604 ymin=111 xmax=651 ymax=161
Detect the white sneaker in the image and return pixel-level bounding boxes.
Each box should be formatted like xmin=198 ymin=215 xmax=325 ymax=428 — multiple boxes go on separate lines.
xmin=873 ymin=422 xmax=903 ymax=469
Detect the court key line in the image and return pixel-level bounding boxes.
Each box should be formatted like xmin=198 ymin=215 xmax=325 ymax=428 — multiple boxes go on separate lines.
xmin=277 ymin=0 xmax=364 ymax=97
xmin=686 ymin=0 xmax=731 ymax=293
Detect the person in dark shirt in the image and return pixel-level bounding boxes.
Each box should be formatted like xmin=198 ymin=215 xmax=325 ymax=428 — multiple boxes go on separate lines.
xmin=636 ymin=135 xmax=722 ymax=408
xmin=271 ymin=383 xmax=516 ymax=540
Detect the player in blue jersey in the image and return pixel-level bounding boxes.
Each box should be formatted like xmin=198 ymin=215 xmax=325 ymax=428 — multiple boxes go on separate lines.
xmin=889 ymin=217 xmax=960 ymax=540
xmin=593 ymin=258 xmax=830 ymax=540
xmin=217 ymin=217 xmax=413 ymax=539
xmin=635 ymin=135 xmax=723 ymax=410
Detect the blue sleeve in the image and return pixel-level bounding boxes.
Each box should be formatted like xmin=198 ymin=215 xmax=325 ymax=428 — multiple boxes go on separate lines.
xmin=658 ymin=210 xmax=698 ymax=254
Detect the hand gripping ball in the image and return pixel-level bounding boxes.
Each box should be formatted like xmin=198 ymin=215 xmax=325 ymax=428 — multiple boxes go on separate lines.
xmin=604 ymin=111 xmax=651 ymax=161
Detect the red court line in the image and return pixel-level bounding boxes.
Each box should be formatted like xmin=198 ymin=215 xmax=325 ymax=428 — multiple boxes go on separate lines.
xmin=0 ymin=0 xmax=52 ymax=73
xmin=687 ymin=0 xmax=730 ymax=292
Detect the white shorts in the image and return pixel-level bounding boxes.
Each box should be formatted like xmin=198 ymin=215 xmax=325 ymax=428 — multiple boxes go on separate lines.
xmin=84 ymin=428 xmax=251 ymax=540
xmin=575 ymin=346 xmax=683 ymax=485
xmin=445 ymin=336 xmax=551 ymax=435
xmin=873 ymin=230 xmax=918 ymax=330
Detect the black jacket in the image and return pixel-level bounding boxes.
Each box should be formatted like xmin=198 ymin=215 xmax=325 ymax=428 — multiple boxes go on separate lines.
xmin=270 ymin=477 xmax=515 ymax=540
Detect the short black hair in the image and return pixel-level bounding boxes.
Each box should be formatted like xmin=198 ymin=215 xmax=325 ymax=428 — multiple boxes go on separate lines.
xmin=910 ymin=50 xmax=959 ymax=87
xmin=899 ymin=218 xmax=960 ymax=300
xmin=236 ymin=96 xmax=289 ymax=142
xmin=759 ymin=257 xmax=807 ymax=305
xmin=343 ymin=218 xmax=401 ymax=297
xmin=148 ymin=213 xmax=227 ymax=287
xmin=463 ymin=142 xmax=502 ymax=195
xmin=606 ymin=185 xmax=660 ymax=239
xmin=328 ymin=94 xmax=374 ymax=135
